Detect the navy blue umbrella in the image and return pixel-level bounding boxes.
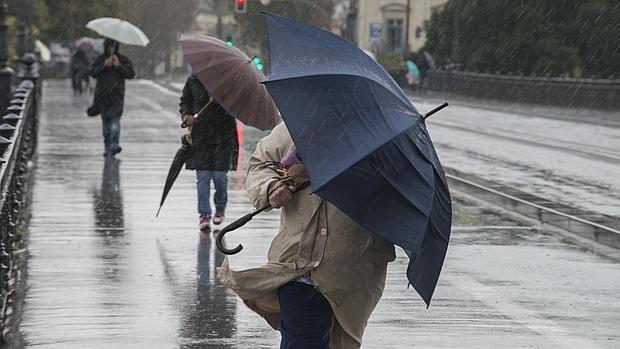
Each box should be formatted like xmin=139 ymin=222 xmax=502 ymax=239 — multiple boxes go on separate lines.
xmin=262 ymin=13 xmax=452 ymax=307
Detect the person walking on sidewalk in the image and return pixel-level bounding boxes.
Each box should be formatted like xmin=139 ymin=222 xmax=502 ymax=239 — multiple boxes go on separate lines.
xmin=70 ymin=47 xmax=90 ymax=95
xmin=179 ymin=74 xmax=238 ymax=232
xmin=218 ymin=123 xmax=396 ymax=349
xmin=89 ymin=38 xmax=135 ymax=156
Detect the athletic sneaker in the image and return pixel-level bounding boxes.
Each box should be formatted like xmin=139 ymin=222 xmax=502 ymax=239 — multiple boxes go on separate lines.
xmin=199 ymin=214 xmax=211 ymax=232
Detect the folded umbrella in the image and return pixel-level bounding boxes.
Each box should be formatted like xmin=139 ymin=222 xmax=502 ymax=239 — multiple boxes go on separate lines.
xmin=156 ymin=134 xmax=192 ymax=217
xmin=86 ymin=17 xmax=149 ymax=47
xmin=219 ymin=13 xmax=452 ymax=307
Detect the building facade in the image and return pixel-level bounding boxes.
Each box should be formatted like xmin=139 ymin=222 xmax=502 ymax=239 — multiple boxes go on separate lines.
xmin=355 ymin=0 xmax=447 ymax=55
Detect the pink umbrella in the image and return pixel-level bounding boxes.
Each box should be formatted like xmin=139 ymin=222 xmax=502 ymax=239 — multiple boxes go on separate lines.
xmin=75 ymin=37 xmax=94 ymax=50
xmin=180 ymin=34 xmax=280 ymax=130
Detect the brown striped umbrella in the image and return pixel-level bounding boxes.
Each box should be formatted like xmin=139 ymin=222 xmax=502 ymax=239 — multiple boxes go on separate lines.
xmin=180 ymin=34 xmax=280 ymax=130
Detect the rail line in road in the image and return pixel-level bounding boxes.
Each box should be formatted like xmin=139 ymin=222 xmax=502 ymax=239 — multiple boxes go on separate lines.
xmin=446 ymin=169 xmax=620 ymax=250
xmin=431 ymin=120 xmax=620 ymax=164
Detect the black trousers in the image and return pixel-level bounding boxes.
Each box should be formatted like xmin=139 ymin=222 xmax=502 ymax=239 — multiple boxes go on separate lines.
xmin=277 ymin=282 xmax=333 ymax=349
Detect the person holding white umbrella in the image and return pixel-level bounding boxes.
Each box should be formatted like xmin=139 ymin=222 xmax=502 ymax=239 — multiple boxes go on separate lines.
xmin=88 ymin=38 xmax=135 ymax=156
xmin=86 ymin=17 xmax=148 ymax=156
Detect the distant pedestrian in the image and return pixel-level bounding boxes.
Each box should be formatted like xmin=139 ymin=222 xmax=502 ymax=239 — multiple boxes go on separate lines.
xmin=407 ymin=53 xmax=432 ymax=94
xmin=179 ymin=74 xmax=238 ymax=232
xmin=70 ymin=48 xmax=90 ymax=95
xmin=89 ymin=38 xmax=135 ymax=156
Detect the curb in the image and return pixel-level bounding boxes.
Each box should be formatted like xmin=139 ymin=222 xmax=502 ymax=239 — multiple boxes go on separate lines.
xmin=446 ymin=169 xmax=620 ymax=250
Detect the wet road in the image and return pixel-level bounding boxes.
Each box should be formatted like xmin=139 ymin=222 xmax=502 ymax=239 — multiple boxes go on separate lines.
xmin=412 ymin=98 xmax=620 ymax=217
xmin=18 ymin=80 xmax=620 ymax=348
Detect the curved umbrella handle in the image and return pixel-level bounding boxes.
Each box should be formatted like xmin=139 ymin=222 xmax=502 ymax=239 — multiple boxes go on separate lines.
xmin=216 ymin=204 xmax=272 ymax=255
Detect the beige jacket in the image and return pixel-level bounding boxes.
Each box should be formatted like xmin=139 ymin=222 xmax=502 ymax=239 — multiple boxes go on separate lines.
xmin=218 ymin=123 xmax=395 ymax=348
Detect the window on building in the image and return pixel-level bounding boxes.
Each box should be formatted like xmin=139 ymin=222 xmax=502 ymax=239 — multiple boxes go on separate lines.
xmin=385 ymin=18 xmax=403 ymax=53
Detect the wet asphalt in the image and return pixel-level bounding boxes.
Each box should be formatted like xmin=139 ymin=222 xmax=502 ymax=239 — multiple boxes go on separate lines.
xmin=17 ymin=80 xmax=620 ymax=348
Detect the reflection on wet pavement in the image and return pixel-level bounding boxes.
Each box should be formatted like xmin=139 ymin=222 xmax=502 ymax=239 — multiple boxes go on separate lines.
xmin=93 ymin=157 xmax=125 ymax=282
xmin=177 ymin=233 xmax=237 ymax=348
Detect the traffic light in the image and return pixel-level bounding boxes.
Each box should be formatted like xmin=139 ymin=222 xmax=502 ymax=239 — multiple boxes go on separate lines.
xmin=234 ymin=0 xmax=247 ymax=13
xmin=225 ymin=35 xmax=233 ymax=46
xmin=251 ymin=56 xmax=264 ymax=71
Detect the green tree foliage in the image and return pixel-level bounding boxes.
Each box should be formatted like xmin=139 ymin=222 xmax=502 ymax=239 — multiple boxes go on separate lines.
xmin=7 ymin=0 xmax=51 ymax=42
xmin=233 ymin=0 xmax=335 ymax=58
xmin=37 ymin=0 xmax=122 ymax=42
xmin=423 ymin=0 xmax=620 ymax=78
xmin=575 ymin=0 xmax=620 ymax=77
xmin=119 ymin=0 xmax=199 ymax=74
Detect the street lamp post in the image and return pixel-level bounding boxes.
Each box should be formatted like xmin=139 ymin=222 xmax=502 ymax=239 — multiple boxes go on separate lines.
xmin=17 ymin=19 xmax=27 ymax=59
xmin=0 ymin=0 xmax=14 ymax=115
xmin=26 ymin=0 xmax=34 ymax=52
xmin=404 ymin=0 xmax=411 ymax=60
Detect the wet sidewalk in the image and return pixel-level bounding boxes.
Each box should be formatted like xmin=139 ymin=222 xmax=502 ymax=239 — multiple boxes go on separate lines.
xmin=17 ymin=80 xmax=620 ymax=348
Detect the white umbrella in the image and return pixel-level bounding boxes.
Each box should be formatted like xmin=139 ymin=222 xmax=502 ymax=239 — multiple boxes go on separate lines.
xmin=86 ymin=17 xmax=149 ymax=47
xmin=35 ymin=40 xmax=51 ymax=62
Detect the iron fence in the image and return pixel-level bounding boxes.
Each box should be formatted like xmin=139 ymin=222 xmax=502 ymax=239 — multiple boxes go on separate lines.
xmin=0 ymin=57 xmax=39 ymax=344
xmin=426 ymin=70 xmax=620 ymax=110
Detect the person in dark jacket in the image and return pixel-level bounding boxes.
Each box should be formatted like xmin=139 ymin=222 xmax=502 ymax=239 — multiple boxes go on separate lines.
xmin=180 ymin=74 xmax=238 ymax=231
xmin=89 ymin=38 xmax=135 ymax=156
xmin=70 ymin=49 xmax=90 ymax=95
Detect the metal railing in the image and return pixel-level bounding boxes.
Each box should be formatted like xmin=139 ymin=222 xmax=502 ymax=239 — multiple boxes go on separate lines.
xmin=426 ymin=70 xmax=620 ymax=110
xmin=0 ymin=56 xmax=39 ymax=344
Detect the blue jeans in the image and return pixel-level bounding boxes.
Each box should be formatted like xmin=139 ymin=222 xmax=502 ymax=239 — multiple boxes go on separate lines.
xmin=277 ymin=282 xmax=333 ymax=349
xmin=101 ymin=116 xmax=120 ymax=153
xmin=196 ymin=170 xmax=228 ymax=216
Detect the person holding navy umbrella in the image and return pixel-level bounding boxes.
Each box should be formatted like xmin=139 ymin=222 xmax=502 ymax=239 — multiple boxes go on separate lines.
xmin=217 ymin=13 xmax=452 ymax=349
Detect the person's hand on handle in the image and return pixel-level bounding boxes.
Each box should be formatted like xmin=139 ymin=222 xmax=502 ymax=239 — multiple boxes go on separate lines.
xmin=182 ymin=114 xmax=196 ymax=127
xmin=288 ymin=164 xmax=309 ymax=186
xmin=268 ymin=164 xmax=310 ymax=208
xmin=269 ymin=184 xmax=295 ymax=208
xmin=111 ymin=55 xmax=120 ymax=66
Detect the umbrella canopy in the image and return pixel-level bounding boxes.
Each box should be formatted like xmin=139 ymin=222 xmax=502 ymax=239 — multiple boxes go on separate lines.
xmin=35 ymin=40 xmax=51 ymax=62
xmin=75 ymin=37 xmax=94 ymax=50
xmin=406 ymin=60 xmax=421 ymax=80
xmin=86 ymin=17 xmax=149 ymax=47
xmin=180 ymin=34 xmax=280 ymax=130
xmin=423 ymin=51 xmax=437 ymax=70
xmin=262 ymin=13 xmax=452 ymax=307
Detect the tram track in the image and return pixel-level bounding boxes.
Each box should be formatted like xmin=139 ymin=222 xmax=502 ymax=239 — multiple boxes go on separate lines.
xmin=431 ymin=120 xmax=620 ymax=164
xmin=446 ymin=168 xmax=620 ymax=250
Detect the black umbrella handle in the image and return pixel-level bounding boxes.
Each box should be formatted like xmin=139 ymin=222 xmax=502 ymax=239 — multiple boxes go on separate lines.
xmin=216 ymin=204 xmax=272 ymax=255
xmin=423 ymin=102 xmax=448 ymax=120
